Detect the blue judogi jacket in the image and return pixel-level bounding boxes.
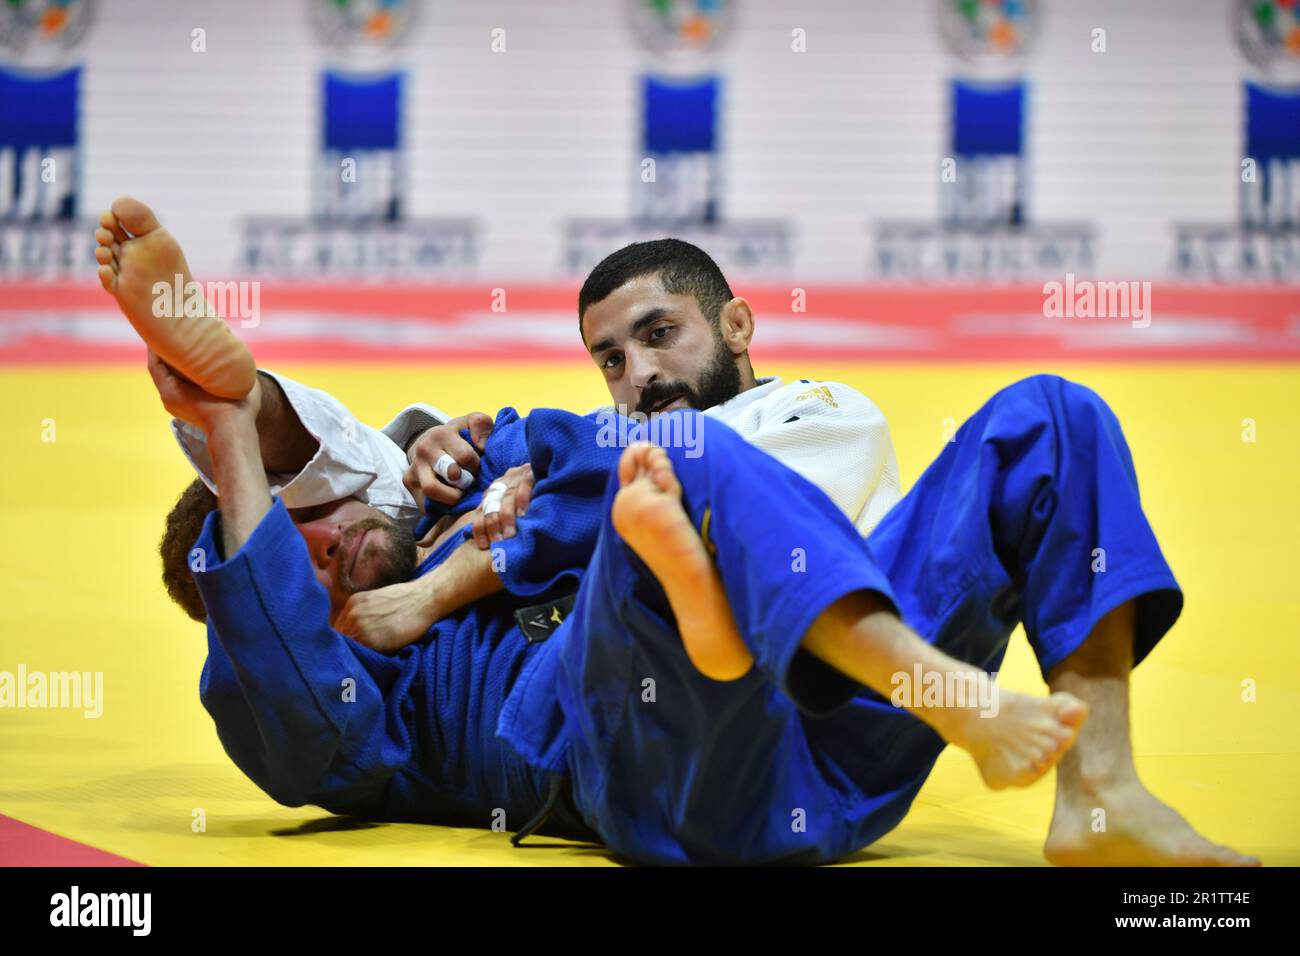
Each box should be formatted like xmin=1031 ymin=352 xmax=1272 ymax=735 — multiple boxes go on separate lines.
xmin=193 ymin=409 xmax=615 ymax=832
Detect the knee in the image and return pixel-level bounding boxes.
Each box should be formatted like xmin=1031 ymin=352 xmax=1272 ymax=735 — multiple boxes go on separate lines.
xmin=1003 ymin=374 xmax=1117 ymax=433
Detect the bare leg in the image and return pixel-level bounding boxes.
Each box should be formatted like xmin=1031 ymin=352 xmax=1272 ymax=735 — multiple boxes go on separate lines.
xmin=1043 ymin=600 xmax=1260 ymax=866
xmin=612 ymin=443 xmax=1087 ymax=789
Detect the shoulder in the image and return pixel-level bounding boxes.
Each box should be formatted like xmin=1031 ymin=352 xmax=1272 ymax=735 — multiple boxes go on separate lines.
xmin=767 ymin=379 xmax=887 ymax=423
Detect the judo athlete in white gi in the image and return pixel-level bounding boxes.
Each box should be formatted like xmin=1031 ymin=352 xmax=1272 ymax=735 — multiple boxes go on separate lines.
xmin=97 ymin=198 xmax=1256 ymax=866
xmin=420 ymin=238 xmax=1256 ymax=866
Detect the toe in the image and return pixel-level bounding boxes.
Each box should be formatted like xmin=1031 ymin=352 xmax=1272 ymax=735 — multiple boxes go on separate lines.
xmin=100 ymin=208 xmax=128 ymax=242
xmin=110 ymin=196 xmax=161 ymax=237
xmin=97 ymin=264 xmax=116 ymax=290
xmin=1053 ymin=693 xmax=1089 ymax=727
xmin=94 ymin=226 xmax=114 ymax=246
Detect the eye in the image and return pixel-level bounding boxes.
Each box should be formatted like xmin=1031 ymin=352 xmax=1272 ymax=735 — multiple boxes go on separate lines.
xmin=602 ymin=353 xmax=623 ymax=370
xmin=649 ymin=325 xmax=672 ymax=342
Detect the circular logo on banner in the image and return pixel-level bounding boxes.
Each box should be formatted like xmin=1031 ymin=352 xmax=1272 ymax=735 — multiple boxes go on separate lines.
xmin=0 ymin=0 xmax=95 ymax=70
xmin=1235 ymin=0 xmax=1300 ymax=75
xmin=309 ymin=0 xmax=417 ymax=61
xmin=628 ymin=0 xmax=735 ymax=68
xmin=937 ymin=0 xmax=1037 ymax=66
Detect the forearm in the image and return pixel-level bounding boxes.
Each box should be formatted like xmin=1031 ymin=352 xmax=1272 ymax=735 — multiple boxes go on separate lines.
xmin=206 ymin=410 xmax=274 ymax=558
xmin=428 ymin=539 xmax=505 ymax=618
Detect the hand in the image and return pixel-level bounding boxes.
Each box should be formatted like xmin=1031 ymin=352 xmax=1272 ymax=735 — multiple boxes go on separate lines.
xmin=404 ymin=413 xmax=494 ymax=508
xmin=336 ymin=577 xmax=439 ymax=654
xmin=471 ymin=463 xmax=534 ymax=548
xmin=147 ymin=349 xmax=261 ymax=433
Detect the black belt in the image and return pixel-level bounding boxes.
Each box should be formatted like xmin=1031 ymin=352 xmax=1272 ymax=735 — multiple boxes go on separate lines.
xmin=512 ymin=592 xmax=577 ymax=644
xmin=509 ymin=592 xmax=581 ymax=847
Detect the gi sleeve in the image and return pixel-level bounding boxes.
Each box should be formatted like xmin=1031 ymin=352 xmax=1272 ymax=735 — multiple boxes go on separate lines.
xmin=171 ymin=370 xmax=423 ymax=528
xmin=378 ymin=401 xmax=454 ymax=454
xmin=191 ymin=499 xmax=418 ymax=814
xmin=481 ymin=410 xmax=621 ymax=600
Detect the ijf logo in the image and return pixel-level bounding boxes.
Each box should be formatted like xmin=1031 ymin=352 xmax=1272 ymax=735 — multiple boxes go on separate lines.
xmin=875 ymin=0 xmax=1093 ymax=281
xmin=1174 ymin=0 xmax=1300 ymax=280
xmin=309 ymin=0 xmax=418 ymax=57
xmin=937 ymin=0 xmax=1036 ymax=70
xmin=241 ymin=0 xmax=478 ymax=279
xmin=0 ymin=0 xmax=96 ymax=278
xmin=566 ymin=0 xmax=790 ymax=277
xmin=627 ymin=0 xmax=736 ymax=63
xmin=0 ymin=0 xmax=94 ymax=68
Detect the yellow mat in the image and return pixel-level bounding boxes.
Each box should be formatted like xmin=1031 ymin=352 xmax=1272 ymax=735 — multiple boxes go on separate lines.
xmin=0 ymin=362 xmax=1296 ymax=866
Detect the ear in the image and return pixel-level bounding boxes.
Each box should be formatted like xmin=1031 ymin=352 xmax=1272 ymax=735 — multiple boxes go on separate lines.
xmin=718 ymin=297 xmax=755 ymax=356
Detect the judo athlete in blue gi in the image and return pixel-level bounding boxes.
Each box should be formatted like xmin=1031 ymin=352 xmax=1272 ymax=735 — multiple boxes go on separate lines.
xmin=152 ymin=350 xmax=1256 ymax=866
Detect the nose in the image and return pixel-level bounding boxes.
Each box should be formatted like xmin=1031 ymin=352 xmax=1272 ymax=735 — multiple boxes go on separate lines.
xmin=625 ymin=344 xmax=659 ymax=393
xmin=298 ymin=520 xmax=343 ymax=570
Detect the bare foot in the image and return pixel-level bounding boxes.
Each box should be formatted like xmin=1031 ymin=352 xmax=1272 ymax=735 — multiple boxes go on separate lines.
xmin=1045 ymin=773 xmax=1261 ymax=866
xmin=610 ymin=443 xmax=754 ymax=681
xmin=94 ymin=196 xmax=256 ymax=399
xmin=946 ymin=690 xmax=1089 ymax=790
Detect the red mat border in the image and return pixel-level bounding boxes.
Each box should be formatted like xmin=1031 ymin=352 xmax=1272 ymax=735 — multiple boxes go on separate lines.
xmin=1 ymin=283 xmax=1297 ymax=363
xmin=0 ymin=814 xmax=144 ymax=868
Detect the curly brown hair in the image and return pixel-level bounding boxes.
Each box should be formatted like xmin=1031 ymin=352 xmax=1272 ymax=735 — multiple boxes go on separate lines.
xmin=160 ymin=478 xmax=218 ymax=622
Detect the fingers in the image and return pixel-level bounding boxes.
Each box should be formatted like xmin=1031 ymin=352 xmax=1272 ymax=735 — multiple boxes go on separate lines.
xmin=513 ymin=464 xmax=533 ymax=517
xmin=334 ymin=606 xmax=356 ymax=640
xmin=433 ymin=452 xmax=474 ymax=490
xmin=146 ymin=349 xmax=169 ymax=388
xmin=471 ymin=508 xmax=491 ymax=550
xmin=442 ymin=432 xmax=481 ymax=478
xmin=465 ymin=412 xmax=494 ymax=451
xmin=405 ymin=426 xmax=483 ymax=507
xmin=481 ymin=489 xmax=512 ymax=543
xmin=335 ymin=607 xmax=373 ymax=649
xmin=479 ymin=481 xmax=508 ymax=545
xmin=405 ymin=456 xmax=459 ymax=507
xmin=471 ymin=465 xmax=533 ymax=547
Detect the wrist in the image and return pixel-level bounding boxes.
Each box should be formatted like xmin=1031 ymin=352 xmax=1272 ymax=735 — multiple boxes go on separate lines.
xmin=202 ymin=402 xmax=259 ymax=442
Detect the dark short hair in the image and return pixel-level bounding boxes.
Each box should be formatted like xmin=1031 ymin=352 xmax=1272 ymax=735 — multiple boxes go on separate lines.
xmin=578 ymin=238 xmax=734 ymax=338
xmin=160 ymin=478 xmax=217 ymax=623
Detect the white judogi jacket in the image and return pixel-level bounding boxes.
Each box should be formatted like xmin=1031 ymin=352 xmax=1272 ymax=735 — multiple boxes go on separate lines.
xmin=173 ymin=373 xmax=901 ymax=537
xmin=704 ymin=377 xmax=902 ymax=536
xmin=172 ymin=370 xmax=449 ymax=530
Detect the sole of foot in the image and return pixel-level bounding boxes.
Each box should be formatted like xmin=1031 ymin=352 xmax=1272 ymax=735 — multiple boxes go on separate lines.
xmin=611 ymin=442 xmax=754 ymax=681
xmin=95 ymin=196 xmax=256 ymax=399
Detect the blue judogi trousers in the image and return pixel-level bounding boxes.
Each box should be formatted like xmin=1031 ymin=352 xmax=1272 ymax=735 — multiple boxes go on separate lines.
xmin=505 ymin=375 xmax=1182 ymax=865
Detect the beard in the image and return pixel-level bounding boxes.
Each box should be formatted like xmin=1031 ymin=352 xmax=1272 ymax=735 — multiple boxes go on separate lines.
xmin=338 ymin=516 xmax=418 ymax=594
xmin=635 ymin=330 xmax=743 ymax=417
